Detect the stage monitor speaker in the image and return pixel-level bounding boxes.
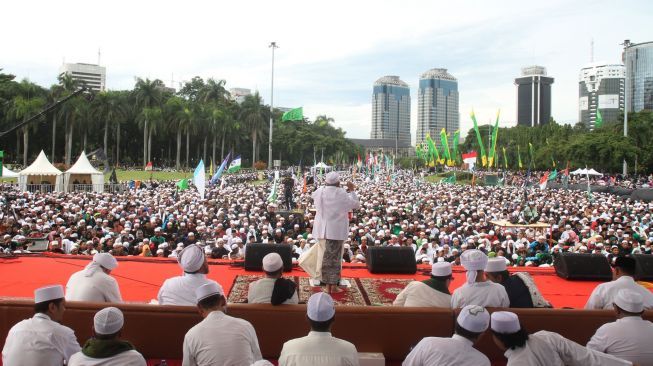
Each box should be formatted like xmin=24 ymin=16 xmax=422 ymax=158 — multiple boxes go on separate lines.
xmin=366 ymin=246 xmax=417 ymax=274
xmin=554 ymin=253 xmax=612 ymax=281
xmin=244 ymin=243 xmax=293 ymax=272
xmin=633 ymin=254 xmax=653 ymax=281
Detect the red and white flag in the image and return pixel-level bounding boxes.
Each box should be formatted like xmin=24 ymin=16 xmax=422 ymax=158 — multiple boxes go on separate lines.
xmin=144 ymin=162 xmax=153 ymax=171
xmin=539 ymin=172 xmax=550 ymax=190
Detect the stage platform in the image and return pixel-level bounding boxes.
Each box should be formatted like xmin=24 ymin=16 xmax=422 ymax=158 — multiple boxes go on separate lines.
xmin=1 ymin=253 xmax=650 ymax=308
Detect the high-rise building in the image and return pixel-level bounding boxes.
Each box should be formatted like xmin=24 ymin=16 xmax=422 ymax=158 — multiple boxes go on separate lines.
xmin=578 ymin=62 xmax=625 ymax=129
xmin=371 ymin=76 xmax=411 ymax=147
xmin=622 ymin=40 xmax=653 ymax=112
xmin=58 ymin=63 xmax=106 ymax=92
xmin=515 ymin=66 xmax=554 ymax=126
xmin=416 ymin=68 xmax=459 ymax=146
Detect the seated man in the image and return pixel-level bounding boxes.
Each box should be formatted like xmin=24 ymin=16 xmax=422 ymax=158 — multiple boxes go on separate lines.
xmin=484 ymin=257 xmax=551 ymax=308
xmin=158 ymin=244 xmax=213 ymax=305
xmin=2 ymin=285 xmax=81 ymax=366
xmin=248 ymin=253 xmax=298 ymax=305
xmin=68 ymin=307 xmax=146 ymax=365
xmin=451 ymin=249 xmax=509 ymax=308
xmin=279 ymin=292 xmax=359 ymax=366
xmin=585 ymin=256 xmax=653 ymax=310
xmin=66 ymin=253 xmax=123 ymax=303
xmin=403 ymin=305 xmax=491 ymax=366
xmin=587 ymin=289 xmax=653 ymax=365
xmin=394 ymin=262 xmax=452 ymax=307
xmin=183 ymin=281 xmax=262 ymax=366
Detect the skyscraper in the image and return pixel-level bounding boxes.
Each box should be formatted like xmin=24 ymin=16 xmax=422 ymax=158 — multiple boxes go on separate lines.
xmin=371 ymin=76 xmax=411 ymax=146
xmin=578 ymin=62 xmax=625 ymax=130
xmin=622 ymin=40 xmax=653 ymax=112
xmin=58 ymin=63 xmax=106 ymax=92
xmin=416 ymin=68 xmax=459 ymax=146
xmin=515 ymin=66 xmax=554 ymax=126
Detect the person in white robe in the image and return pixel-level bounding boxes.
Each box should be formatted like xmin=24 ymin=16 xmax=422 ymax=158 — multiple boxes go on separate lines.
xmin=394 ymin=262 xmax=452 ymax=307
xmin=158 ymin=244 xmax=213 ymax=305
xmin=248 ymin=253 xmax=298 ymax=305
xmin=66 ymin=252 xmax=122 ymax=303
xmin=451 ymin=249 xmax=509 ymax=308
xmin=585 ymin=256 xmax=653 ymax=310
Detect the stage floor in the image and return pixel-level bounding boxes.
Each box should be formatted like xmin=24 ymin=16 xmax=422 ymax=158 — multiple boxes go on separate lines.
xmin=1 ymin=254 xmax=651 ymax=309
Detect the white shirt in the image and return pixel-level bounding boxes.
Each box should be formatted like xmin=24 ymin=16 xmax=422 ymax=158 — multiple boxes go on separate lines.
xmin=65 ymin=269 xmax=123 ymax=303
xmin=247 ymin=278 xmax=299 ymax=305
xmin=279 ymin=331 xmax=359 ymax=366
xmin=2 ymin=313 xmax=81 ymax=366
xmin=402 ymin=334 xmax=490 ymax=366
xmin=393 ymin=281 xmax=451 ymax=308
xmin=158 ymin=273 xmax=213 ymax=306
xmin=587 ymin=316 xmax=653 ymax=365
xmin=451 ymin=281 xmax=510 ymax=308
xmin=504 ymin=331 xmax=632 ymax=366
xmin=183 ymin=310 xmax=261 ymax=366
xmin=68 ymin=349 xmax=146 ymax=366
xmin=312 ymin=186 xmax=360 ymax=241
xmin=585 ymin=276 xmax=653 ymax=310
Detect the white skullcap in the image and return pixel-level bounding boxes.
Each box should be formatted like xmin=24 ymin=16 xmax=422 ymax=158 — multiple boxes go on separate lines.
xmin=34 ymin=285 xmax=64 ymax=303
xmin=178 ymin=244 xmax=205 ymax=272
xmin=485 ymin=258 xmax=507 ymax=273
xmin=195 ymin=281 xmax=224 ymax=303
xmin=262 ymin=253 xmax=283 ymax=272
xmin=307 ymin=292 xmax=335 ymax=322
xmin=94 ymin=307 xmax=124 ymax=335
xmin=431 ymin=262 xmax=452 ymax=277
xmin=457 ymin=305 xmax=490 ymax=333
xmin=461 ymin=249 xmax=488 ymax=285
xmin=491 ymin=311 xmax=521 ymax=334
xmin=614 ymin=289 xmax=644 ymax=313
xmin=251 ymin=361 xmax=274 ymax=366
xmin=94 ymin=253 xmax=118 ymax=270
xmin=325 ymin=171 xmax=340 ymax=185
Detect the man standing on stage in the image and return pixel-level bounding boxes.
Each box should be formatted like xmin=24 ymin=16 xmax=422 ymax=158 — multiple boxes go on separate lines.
xmin=303 ymin=171 xmax=359 ymax=293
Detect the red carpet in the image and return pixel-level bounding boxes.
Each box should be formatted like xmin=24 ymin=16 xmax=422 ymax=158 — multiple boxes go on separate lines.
xmin=0 ymin=254 xmax=651 ymax=308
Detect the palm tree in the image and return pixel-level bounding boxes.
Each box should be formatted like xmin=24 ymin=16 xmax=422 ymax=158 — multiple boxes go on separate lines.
xmin=11 ymin=94 xmax=45 ymax=165
xmin=240 ymin=92 xmax=269 ymax=165
xmin=201 ymin=78 xmax=229 ymax=166
xmin=137 ymin=107 xmax=162 ymax=164
xmin=47 ymin=84 xmax=64 ymax=161
xmin=163 ymin=96 xmax=186 ymax=169
xmin=56 ymin=73 xmax=80 ymax=165
xmin=314 ymin=115 xmax=334 ymax=126
xmin=133 ymin=78 xmax=164 ymax=166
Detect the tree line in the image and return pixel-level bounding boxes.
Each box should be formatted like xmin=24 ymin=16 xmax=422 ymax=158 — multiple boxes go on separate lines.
xmin=0 ymin=69 xmax=360 ymax=169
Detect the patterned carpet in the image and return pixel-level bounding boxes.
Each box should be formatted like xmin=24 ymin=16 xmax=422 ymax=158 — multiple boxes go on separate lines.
xmin=227 ymin=274 xmax=414 ymax=306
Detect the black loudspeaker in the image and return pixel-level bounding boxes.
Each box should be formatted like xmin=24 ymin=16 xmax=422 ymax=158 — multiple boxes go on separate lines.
xmin=554 ymin=253 xmax=612 ymax=281
xmin=633 ymin=254 xmax=653 ymax=281
xmin=366 ymin=246 xmax=417 ymax=274
xmin=244 ymin=243 xmax=293 ymax=272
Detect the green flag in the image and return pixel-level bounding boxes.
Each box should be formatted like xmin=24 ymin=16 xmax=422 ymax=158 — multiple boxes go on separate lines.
xmin=268 ymin=174 xmax=279 ymax=202
xmin=176 ymin=178 xmax=189 ymax=191
xmin=489 ymin=110 xmax=500 ymax=167
xmin=452 ymin=130 xmax=460 ymax=164
xmin=502 ymin=147 xmax=508 ymax=169
xmin=595 ymin=108 xmax=603 ymax=128
xmin=517 ymin=145 xmax=523 ymax=169
xmin=528 ymin=142 xmax=535 ymax=168
xmin=548 ymin=169 xmax=557 ymax=181
xmin=440 ymin=128 xmax=452 ymax=164
xmin=425 ymin=134 xmax=441 ymax=165
xmin=282 ymin=107 xmax=303 ymax=122
xmin=471 ymin=110 xmax=487 ymax=167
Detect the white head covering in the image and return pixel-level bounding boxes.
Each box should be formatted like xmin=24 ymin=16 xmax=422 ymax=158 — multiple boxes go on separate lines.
xmin=325 ymin=172 xmax=340 ymax=185
xmin=84 ymin=253 xmax=118 ymax=277
xmin=307 ymin=292 xmax=335 ymax=321
xmin=34 ymin=285 xmax=64 ymax=303
xmin=178 ymin=244 xmax=205 ymax=272
xmin=250 ymin=361 xmax=274 ymax=366
xmin=262 ymin=253 xmax=283 ymax=272
xmin=614 ymin=289 xmax=644 ymax=313
xmin=485 ymin=258 xmax=507 ymax=273
xmin=94 ymin=307 xmax=124 ymax=335
xmin=431 ymin=262 xmax=452 ymax=277
xmin=491 ymin=311 xmax=521 ymax=334
xmin=457 ymin=305 xmax=490 ymax=333
xmin=460 ymin=249 xmax=488 ymax=284
xmin=195 ymin=281 xmax=224 ymax=303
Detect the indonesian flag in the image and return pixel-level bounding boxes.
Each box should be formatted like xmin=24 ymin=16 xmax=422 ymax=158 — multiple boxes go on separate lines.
xmin=539 ymin=172 xmax=550 ymax=190
xmin=462 ymin=151 xmax=477 ymax=164
xmin=144 ymin=162 xmax=153 ymax=171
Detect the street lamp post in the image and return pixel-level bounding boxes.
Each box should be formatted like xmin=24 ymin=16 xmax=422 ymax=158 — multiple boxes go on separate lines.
xmin=268 ymin=42 xmax=279 ymax=169
xmin=622 ymin=39 xmax=631 ymax=176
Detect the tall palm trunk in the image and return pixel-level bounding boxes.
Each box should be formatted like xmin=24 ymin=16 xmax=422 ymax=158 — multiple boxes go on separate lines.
xmin=115 ymin=123 xmax=120 ymax=167
xmin=251 ymin=130 xmax=257 ymax=165
xmin=185 ymin=129 xmax=190 ymax=168
xmin=203 ymin=136 xmax=208 ymax=165
xmin=22 ymin=127 xmax=29 ymax=166
xmin=51 ymin=115 xmax=57 ymax=162
xmin=176 ymin=129 xmax=182 ymax=169
xmin=104 ymin=120 xmax=109 ymax=156
xmin=63 ymin=117 xmax=69 ymax=165
xmin=143 ymin=119 xmax=148 ymax=166
xmin=147 ymin=125 xmax=153 ymax=163
xmin=65 ymin=119 xmax=73 ymax=166
xmin=83 ymin=130 xmax=87 ymax=151
xmin=220 ymin=132 xmax=225 ymax=160
xmin=212 ymin=134 xmax=217 ymax=165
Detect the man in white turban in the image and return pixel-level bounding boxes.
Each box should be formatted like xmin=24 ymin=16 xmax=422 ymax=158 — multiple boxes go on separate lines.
xmin=65 ymin=253 xmax=122 ymax=303
xmin=451 ymin=249 xmax=509 ymax=308
xmin=157 ymin=244 xmax=213 ymax=305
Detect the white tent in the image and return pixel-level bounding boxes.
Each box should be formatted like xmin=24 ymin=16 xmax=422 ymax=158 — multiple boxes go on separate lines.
xmin=311 ymin=162 xmax=332 ymax=173
xmin=587 ymin=169 xmax=603 ymax=176
xmin=64 ymin=151 xmax=104 ymax=192
xmin=1 ymin=167 xmax=19 ymax=179
xmin=18 ymin=150 xmax=63 ymax=191
xmin=570 ymin=168 xmax=587 ymax=175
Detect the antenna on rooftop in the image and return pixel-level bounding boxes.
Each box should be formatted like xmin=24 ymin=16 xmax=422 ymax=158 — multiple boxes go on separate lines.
xmin=590 ymin=38 xmax=594 ymax=63
xmin=98 ymin=48 xmax=101 ymax=66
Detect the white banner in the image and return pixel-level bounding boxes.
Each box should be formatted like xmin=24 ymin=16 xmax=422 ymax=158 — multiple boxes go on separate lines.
xmin=598 ymin=94 xmax=620 ymax=109
xmin=579 ymin=96 xmax=589 ymax=111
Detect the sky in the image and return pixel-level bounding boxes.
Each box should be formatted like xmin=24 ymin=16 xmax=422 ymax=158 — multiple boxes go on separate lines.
xmin=2 ymin=0 xmax=652 ymax=142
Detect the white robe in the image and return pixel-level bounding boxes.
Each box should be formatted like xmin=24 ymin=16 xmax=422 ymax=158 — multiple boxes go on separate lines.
xmin=587 ymin=316 xmax=653 ymax=365
xmin=504 ymin=331 xmax=632 ymax=366
xmin=158 ymin=273 xmax=213 ymax=306
xmin=65 ymin=269 xmax=123 ymax=303
xmin=68 ymin=349 xmax=146 ymax=366
xmin=279 ymin=331 xmax=359 ymax=366
xmin=402 ymin=334 xmax=490 ymax=366
xmin=311 ymin=186 xmax=360 ymax=241
xmin=2 ymin=313 xmax=81 ymax=366
xmin=585 ymin=276 xmax=653 ymax=310
xmin=393 ymin=281 xmax=451 ymax=308
xmin=451 ymin=281 xmax=510 ymax=308
xmin=247 ymin=277 xmax=299 ymax=305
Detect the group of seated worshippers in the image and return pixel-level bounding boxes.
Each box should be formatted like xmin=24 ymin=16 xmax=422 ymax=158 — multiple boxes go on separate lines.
xmin=3 ymin=245 xmax=653 ymax=365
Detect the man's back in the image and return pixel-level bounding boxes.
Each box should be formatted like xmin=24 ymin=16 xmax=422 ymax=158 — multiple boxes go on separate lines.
xmin=66 ymin=270 xmax=122 ymax=303
xmin=247 ymin=278 xmax=298 ymax=305
xmin=279 ymin=331 xmax=358 ymax=366
xmin=451 ymin=281 xmax=510 ymax=308
xmin=68 ymin=349 xmax=146 ymax=366
xmin=402 ymin=335 xmax=489 ymax=366
xmin=585 ymin=276 xmax=653 ymax=310
xmin=587 ymin=316 xmax=653 ymax=365
xmin=158 ymin=273 xmax=212 ymax=306
xmin=393 ymin=281 xmax=451 ymax=308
